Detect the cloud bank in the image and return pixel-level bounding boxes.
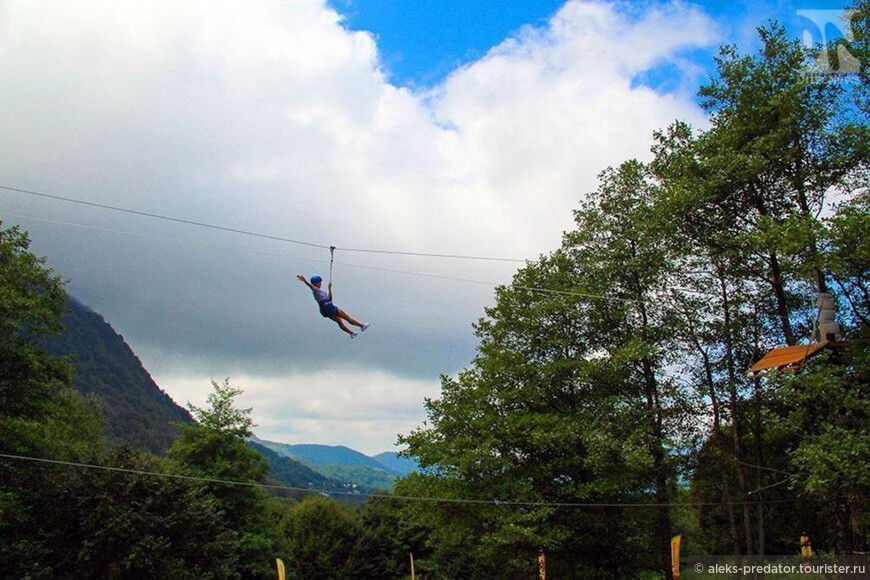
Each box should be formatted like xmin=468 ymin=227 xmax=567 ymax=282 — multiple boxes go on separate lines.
xmin=0 ymin=0 xmax=717 ymax=451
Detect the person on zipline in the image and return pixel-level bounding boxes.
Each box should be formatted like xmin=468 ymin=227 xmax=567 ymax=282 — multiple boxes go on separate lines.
xmin=297 ymin=274 xmax=370 ymax=338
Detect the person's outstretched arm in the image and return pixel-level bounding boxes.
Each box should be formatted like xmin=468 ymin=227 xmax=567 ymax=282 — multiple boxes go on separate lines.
xmin=297 ymin=274 xmax=314 ymax=290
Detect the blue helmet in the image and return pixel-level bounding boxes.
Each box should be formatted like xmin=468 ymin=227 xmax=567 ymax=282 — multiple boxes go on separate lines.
xmin=310 ymin=275 xmax=323 ymax=284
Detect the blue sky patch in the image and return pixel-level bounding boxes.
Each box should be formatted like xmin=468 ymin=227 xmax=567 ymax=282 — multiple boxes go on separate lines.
xmin=332 ymin=0 xmax=854 ymax=100
xmin=331 ymin=0 xmax=565 ymax=87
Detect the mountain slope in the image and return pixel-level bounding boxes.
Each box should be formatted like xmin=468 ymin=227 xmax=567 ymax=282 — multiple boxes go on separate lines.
xmin=41 ymin=297 xmax=192 ymax=455
xmin=253 ymin=438 xmax=405 ymax=490
xmin=255 ymin=440 xmax=398 ymax=473
xmin=311 ymin=463 xmax=396 ymax=491
xmin=373 ymin=452 xmax=418 ymax=477
xmin=249 ymin=441 xmax=347 ymax=490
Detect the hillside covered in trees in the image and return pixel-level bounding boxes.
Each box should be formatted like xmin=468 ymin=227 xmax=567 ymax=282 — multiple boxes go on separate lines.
xmin=0 ymin=10 xmax=868 ymax=580
xmin=254 ymin=439 xmax=412 ymax=490
xmin=40 ymin=297 xmax=193 ymax=454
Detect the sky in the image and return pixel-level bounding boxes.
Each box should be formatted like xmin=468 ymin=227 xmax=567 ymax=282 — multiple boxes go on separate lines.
xmin=0 ymin=0 xmax=854 ymax=454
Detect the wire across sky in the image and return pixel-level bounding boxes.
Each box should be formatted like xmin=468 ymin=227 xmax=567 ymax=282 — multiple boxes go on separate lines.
xmin=1 ymin=184 xmax=692 ymax=305
xmin=1 ymin=184 xmax=719 ymax=303
xmin=0 ymin=184 xmax=527 ymax=263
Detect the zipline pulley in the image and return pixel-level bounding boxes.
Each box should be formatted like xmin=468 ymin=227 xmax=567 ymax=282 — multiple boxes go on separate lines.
xmin=328 ymin=246 xmax=336 ymax=286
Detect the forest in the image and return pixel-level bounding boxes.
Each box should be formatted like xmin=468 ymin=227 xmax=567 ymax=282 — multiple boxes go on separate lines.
xmin=1 ymin=12 xmax=868 ymax=580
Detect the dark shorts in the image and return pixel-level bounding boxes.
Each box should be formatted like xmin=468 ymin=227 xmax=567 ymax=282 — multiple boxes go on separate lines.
xmin=318 ymin=301 xmax=339 ymax=318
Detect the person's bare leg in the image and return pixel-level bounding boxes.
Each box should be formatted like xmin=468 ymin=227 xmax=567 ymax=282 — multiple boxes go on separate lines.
xmin=337 ymin=309 xmax=365 ymax=329
xmin=330 ymin=315 xmax=355 ymax=335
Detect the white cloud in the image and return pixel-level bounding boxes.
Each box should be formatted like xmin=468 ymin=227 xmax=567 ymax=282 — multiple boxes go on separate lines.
xmin=164 ymin=369 xmax=440 ymax=455
xmin=426 ymin=0 xmax=716 ymax=251
xmin=0 ymin=0 xmax=719 ymax=451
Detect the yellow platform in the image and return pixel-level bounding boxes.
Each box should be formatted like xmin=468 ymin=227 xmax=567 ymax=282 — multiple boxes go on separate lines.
xmin=748 ymin=341 xmax=831 ymax=377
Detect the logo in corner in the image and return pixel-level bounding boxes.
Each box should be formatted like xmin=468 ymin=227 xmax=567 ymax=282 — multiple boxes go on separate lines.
xmin=797 ymin=10 xmax=861 ymax=76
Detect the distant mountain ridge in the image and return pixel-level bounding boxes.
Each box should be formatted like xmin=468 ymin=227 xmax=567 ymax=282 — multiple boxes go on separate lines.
xmin=252 ymin=438 xmax=419 ymax=490
xmin=373 ymin=452 xmax=419 ymax=477
xmin=257 ymin=440 xmax=400 ymax=474
xmin=248 ymin=441 xmax=357 ymax=494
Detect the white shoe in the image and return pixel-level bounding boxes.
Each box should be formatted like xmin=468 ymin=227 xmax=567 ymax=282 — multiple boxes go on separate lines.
xmin=361 ymin=322 xmax=370 ymax=332
xmin=350 ymin=332 xmax=359 ymax=339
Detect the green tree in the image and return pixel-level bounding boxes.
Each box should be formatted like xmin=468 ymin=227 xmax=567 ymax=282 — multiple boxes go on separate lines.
xmin=355 ymin=497 xmax=430 ymax=579
xmin=169 ymin=379 xmax=277 ymax=579
xmin=41 ymin=445 xmax=237 ymax=579
xmin=0 ymin=223 xmax=104 ymax=574
xmin=399 ymin=160 xmax=685 ymax=579
xmin=562 ymin=160 xmax=685 ymax=576
xmin=650 ymin=22 xmax=867 ymax=556
xmin=276 ymin=495 xmax=363 ymax=579
xmin=0 ymin=223 xmax=74 ymax=440
xmin=655 ymin=23 xmax=861 ymax=347
xmin=844 ymin=0 xmax=870 ymax=113
xmin=823 ymin=189 xmax=870 ymax=326
xmin=770 ymin=346 xmax=870 ymax=553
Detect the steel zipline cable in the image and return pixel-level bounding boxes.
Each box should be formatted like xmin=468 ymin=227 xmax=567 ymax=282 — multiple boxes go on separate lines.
xmin=0 ymin=184 xmax=717 ymax=302
xmin=1 ymin=211 xmax=658 ymax=304
xmin=0 ymin=453 xmax=790 ymax=509
xmin=0 ymin=184 xmax=526 ymax=263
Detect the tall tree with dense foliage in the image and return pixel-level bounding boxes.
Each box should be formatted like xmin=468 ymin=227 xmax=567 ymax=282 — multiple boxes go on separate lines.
xmin=39 ymin=445 xmax=237 ymax=579
xmin=845 ymin=0 xmax=870 ymax=113
xmin=399 ymin=160 xmax=689 ymax=578
xmin=0 ymin=223 xmax=88 ymax=449
xmin=656 ymin=23 xmax=861 ymax=347
xmin=651 ymin=22 xmax=868 ymax=557
xmin=169 ymin=378 xmax=278 ymax=579
xmin=276 ymin=495 xmax=366 ymax=579
xmin=0 ymin=222 xmax=105 ymax=574
xmin=823 ymin=189 xmax=870 ymax=325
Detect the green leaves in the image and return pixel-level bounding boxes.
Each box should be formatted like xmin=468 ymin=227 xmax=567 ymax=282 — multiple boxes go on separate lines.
xmin=398 ymin=159 xmax=687 ymax=576
xmin=168 ymin=378 xmax=277 ymax=577
xmin=188 ymin=378 xmax=256 ymax=438
xmin=48 ymin=446 xmax=237 ymax=579
xmin=0 ymin=224 xmax=66 ymax=337
xmin=824 ymin=189 xmax=870 ymax=325
xmin=0 ymin=223 xmax=72 ymax=425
